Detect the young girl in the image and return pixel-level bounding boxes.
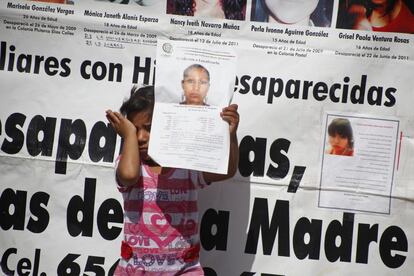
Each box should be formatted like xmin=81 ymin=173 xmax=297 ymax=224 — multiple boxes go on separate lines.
xmin=326 ymin=118 xmax=354 ymax=156
xmin=106 ymin=85 xmax=239 ymax=275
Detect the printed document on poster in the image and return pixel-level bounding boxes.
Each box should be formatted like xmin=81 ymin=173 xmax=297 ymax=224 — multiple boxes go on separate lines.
xmin=319 ymin=113 xmax=400 ymax=214
xmin=149 ymin=38 xmax=237 ymax=173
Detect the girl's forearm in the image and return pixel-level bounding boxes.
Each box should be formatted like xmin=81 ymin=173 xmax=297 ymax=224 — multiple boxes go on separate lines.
xmin=117 ymin=133 xmax=140 ymax=186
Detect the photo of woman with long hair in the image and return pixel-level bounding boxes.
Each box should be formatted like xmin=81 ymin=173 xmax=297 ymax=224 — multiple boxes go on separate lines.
xmin=336 ymin=0 xmax=414 ymax=33
xmin=167 ymin=0 xmax=247 ymax=20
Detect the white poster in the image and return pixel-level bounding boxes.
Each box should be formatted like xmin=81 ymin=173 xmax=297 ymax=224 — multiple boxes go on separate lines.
xmin=149 ymin=38 xmax=237 ymax=173
xmin=319 ymin=113 xmax=399 ymax=214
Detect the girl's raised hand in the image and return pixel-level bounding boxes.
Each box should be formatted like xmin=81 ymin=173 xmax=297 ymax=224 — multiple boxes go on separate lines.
xmin=106 ymin=110 xmax=136 ymax=138
xmin=220 ymin=104 xmax=239 ymax=136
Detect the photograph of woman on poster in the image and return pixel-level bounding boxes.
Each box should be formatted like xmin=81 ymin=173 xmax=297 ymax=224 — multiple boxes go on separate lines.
xmin=180 ymin=64 xmax=210 ymax=106
xmin=336 ymin=0 xmax=414 ymax=34
xmin=250 ymin=0 xmax=334 ymax=27
xmin=326 ymin=118 xmax=355 ymax=156
xmin=166 ymin=0 xmax=247 ymax=20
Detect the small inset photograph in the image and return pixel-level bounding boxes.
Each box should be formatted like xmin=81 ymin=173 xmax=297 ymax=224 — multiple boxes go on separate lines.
xmin=180 ymin=64 xmax=211 ymax=106
xmin=250 ymin=0 xmax=334 ymax=27
xmin=155 ymin=38 xmax=236 ymax=108
xmin=336 ymin=0 xmax=414 ymax=34
xmin=166 ymin=0 xmax=247 ymax=20
xmin=325 ymin=117 xmax=354 ymax=157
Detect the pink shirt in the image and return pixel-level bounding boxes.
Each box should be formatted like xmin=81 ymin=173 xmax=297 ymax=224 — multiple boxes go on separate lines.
xmin=115 ymin=162 xmax=207 ymax=275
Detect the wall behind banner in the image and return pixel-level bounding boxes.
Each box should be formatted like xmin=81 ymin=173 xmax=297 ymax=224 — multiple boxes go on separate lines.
xmin=1 ymin=0 xmax=414 ymax=275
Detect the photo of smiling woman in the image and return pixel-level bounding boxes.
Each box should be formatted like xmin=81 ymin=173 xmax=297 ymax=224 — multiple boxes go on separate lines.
xmin=251 ymin=0 xmax=333 ymax=27
xmin=180 ymin=64 xmax=210 ymax=106
xmin=326 ymin=118 xmax=355 ymax=156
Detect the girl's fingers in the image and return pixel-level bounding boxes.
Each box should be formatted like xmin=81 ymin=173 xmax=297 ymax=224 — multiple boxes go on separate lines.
xmin=113 ymin=112 xmax=123 ymax=120
xmin=221 ymin=112 xmax=237 ymax=120
xmin=221 ymin=114 xmax=239 ymax=131
xmin=221 ymin=104 xmax=239 ymax=117
xmin=106 ymin=110 xmax=122 ymax=125
xmin=221 ymin=104 xmax=238 ymax=113
xmin=221 ymin=110 xmax=239 ymax=124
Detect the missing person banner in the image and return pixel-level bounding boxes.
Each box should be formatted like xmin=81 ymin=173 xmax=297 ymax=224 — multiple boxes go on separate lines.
xmin=1 ymin=0 xmax=413 ymax=275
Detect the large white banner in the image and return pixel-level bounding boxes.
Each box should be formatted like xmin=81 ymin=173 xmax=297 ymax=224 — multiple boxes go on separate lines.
xmin=1 ymin=0 xmax=413 ymax=275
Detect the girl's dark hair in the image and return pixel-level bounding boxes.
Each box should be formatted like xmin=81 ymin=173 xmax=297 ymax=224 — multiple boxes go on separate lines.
xmin=120 ymin=85 xmax=154 ymax=117
xmin=328 ymin=118 xmax=354 ymax=148
xmin=167 ymin=0 xmax=246 ymax=20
